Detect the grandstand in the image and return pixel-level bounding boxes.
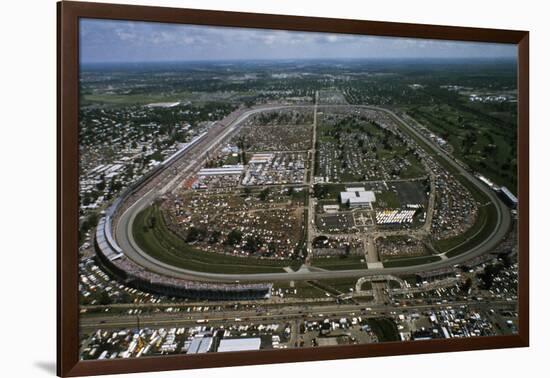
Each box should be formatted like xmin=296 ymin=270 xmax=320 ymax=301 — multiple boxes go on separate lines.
xmin=95 ymin=236 xmax=272 ymax=300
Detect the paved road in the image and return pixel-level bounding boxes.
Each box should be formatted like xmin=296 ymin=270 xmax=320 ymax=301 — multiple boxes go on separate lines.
xmin=80 ymin=299 xmax=515 ymax=331
xmin=113 ymin=104 xmax=511 ymax=283
xmin=304 ymin=91 xmax=319 ymax=265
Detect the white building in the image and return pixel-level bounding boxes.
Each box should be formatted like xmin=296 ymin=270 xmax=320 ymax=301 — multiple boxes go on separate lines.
xmin=217 ymin=338 xmax=261 ymax=352
xmin=187 ymin=336 xmax=213 ymax=354
xmin=146 ymin=101 xmax=180 ymax=108
xmin=323 ymin=204 xmax=340 ymax=214
xmin=249 ymin=153 xmax=273 ymax=164
xmin=197 ymin=165 xmax=244 ymax=176
xmin=340 ymin=188 xmax=376 ymax=208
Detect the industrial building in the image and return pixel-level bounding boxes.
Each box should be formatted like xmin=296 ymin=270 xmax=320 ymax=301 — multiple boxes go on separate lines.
xmin=248 ymin=153 xmax=274 ymax=164
xmin=217 ymin=338 xmax=261 ymax=352
xmin=187 ymin=336 xmax=213 ymax=354
xmin=339 ymin=188 xmax=376 ymax=208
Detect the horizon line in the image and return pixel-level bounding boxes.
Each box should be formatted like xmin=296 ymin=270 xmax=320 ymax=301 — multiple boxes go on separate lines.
xmin=80 ymin=56 xmax=517 ymax=66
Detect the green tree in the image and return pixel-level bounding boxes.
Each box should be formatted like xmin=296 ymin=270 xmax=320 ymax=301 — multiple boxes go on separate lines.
xmin=99 ymin=291 xmax=112 ymax=306
xmin=244 ymin=236 xmax=263 ymax=254
xmin=313 ymin=184 xmax=329 ymax=199
xmin=226 ymin=229 xmax=243 ymax=246
xmin=259 ymin=188 xmax=270 ymax=201
xmin=208 ymin=230 xmax=221 ymax=244
xmin=96 ymin=174 xmax=106 ymax=191
xmin=460 ymin=277 xmax=473 ymax=293
xmin=186 ymin=227 xmax=200 ymax=243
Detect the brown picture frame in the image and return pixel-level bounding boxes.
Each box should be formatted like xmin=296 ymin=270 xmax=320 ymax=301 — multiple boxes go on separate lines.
xmin=57 ymin=1 xmax=529 ymax=376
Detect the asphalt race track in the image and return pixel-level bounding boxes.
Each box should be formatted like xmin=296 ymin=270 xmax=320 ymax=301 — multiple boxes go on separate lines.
xmin=113 ymin=105 xmax=512 ymax=283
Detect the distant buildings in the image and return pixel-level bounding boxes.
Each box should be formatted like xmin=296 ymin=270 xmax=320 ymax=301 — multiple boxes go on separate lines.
xmin=146 ymin=101 xmax=181 ymax=108
xmin=339 ymin=188 xmax=376 ymax=208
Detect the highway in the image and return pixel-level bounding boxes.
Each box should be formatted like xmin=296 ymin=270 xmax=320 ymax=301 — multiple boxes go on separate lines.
xmin=112 ymin=104 xmax=511 ymax=283
xmin=79 ymin=299 xmax=516 ymax=331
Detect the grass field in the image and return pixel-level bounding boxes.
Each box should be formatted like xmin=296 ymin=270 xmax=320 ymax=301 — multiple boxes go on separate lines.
xmin=81 ymin=92 xmax=190 ymax=106
xmin=81 ymin=91 xmax=245 ymax=106
xmin=406 ymin=104 xmax=516 ymax=192
xmin=388 ymin=280 xmax=402 ymax=289
xmin=272 ymin=278 xmax=360 ymax=298
xmin=382 ymin=255 xmax=441 ymax=268
xmin=271 ymin=282 xmax=326 ymax=298
xmin=317 ymin=278 xmax=360 ymax=294
xmin=374 ymin=191 xmax=401 ymax=209
xmin=311 ymin=255 xmax=367 ymax=271
xmin=133 ymin=205 xmax=301 ymax=274
xmin=357 ymin=280 xmax=373 ymax=291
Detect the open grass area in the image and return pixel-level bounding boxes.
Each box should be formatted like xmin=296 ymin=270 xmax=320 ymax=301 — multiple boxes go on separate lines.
xmin=388 ymin=280 xmax=402 ymax=289
xmin=81 ymin=92 xmax=190 ymax=106
xmin=382 ymin=255 xmax=441 ymax=268
xmin=269 ymin=279 xmax=361 ymax=299
xmin=455 ymin=174 xmax=490 ymax=203
xmin=366 ymin=318 xmax=400 ymax=342
xmin=311 ymin=255 xmax=366 ymax=271
xmin=313 ymin=183 xmax=347 ymax=200
xmin=317 ymin=278 xmax=359 ymax=294
xmin=374 ymin=191 xmax=401 ymax=209
xmin=81 ymin=90 xmax=247 ymax=107
xmin=407 ymin=104 xmax=516 ymax=192
xmin=400 ymin=158 xmax=427 ymax=179
xmin=357 ymin=280 xmax=373 ymax=291
xmin=271 ymin=282 xmax=326 ymax=298
xmin=133 ymin=205 xmax=301 ymax=274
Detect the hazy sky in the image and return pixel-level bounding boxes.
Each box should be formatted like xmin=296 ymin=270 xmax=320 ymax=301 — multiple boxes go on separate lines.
xmin=80 ymin=18 xmax=517 ymax=64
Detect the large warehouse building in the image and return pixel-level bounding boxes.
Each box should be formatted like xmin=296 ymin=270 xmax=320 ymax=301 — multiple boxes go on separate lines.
xmin=217 ymin=338 xmax=261 ymax=352
xmin=340 ymin=187 xmax=376 ymax=208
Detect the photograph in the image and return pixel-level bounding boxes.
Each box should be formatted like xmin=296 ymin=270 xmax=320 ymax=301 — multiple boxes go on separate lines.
xmin=76 ymin=15 xmax=522 ymax=362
